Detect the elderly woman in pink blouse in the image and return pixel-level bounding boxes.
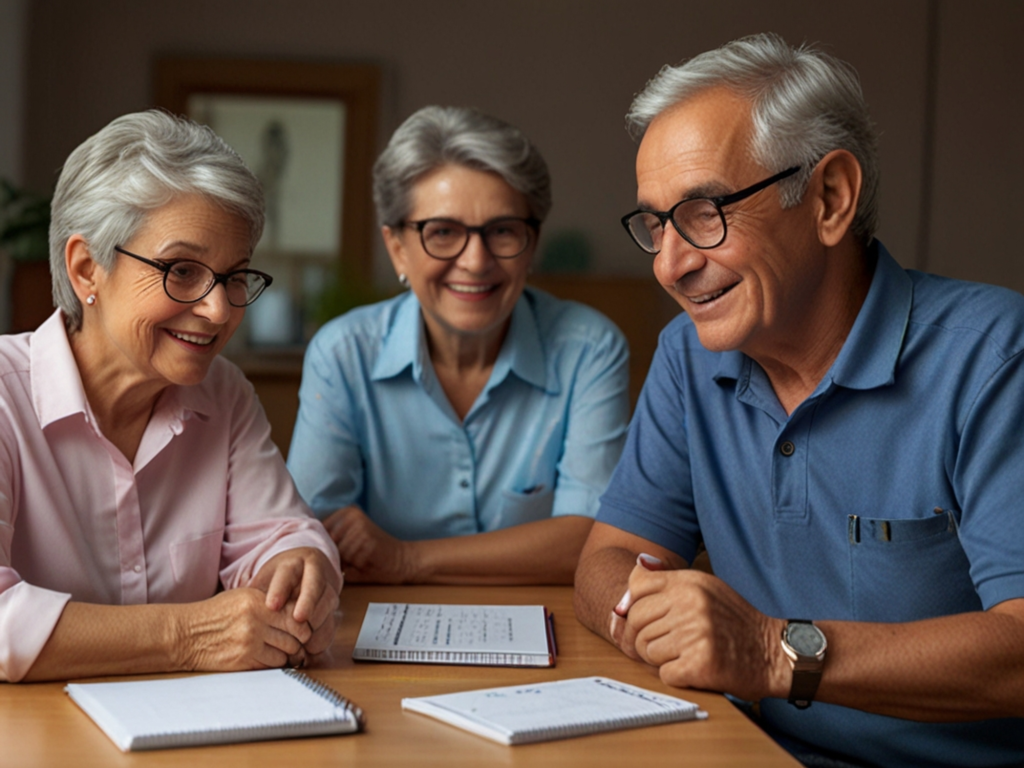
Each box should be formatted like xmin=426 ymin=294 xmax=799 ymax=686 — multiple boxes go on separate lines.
xmin=0 ymin=111 xmax=341 ymax=682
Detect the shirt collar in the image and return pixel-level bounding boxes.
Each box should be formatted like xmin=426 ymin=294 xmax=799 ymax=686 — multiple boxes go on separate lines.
xmin=31 ymin=310 xmax=91 ymax=428
xmin=826 ymin=242 xmax=911 ymax=389
xmin=713 ymin=241 xmax=911 ymax=391
xmin=371 ymin=290 xmax=554 ymax=393
xmin=30 ymin=309 xmax=214 ymax=429
xmin=372 ymin=292 xmax=423 ymax=382
xmin=492 ymin=290 xmax=552 ymax=393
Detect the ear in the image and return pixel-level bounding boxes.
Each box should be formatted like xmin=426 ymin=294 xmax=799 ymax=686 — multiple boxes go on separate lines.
xmin=65 ymin=234 xmax=103 ymax=302
xmin=811 ymin=149 xmax=862 ymax=247
xmin=382 ymin=225 xmax=410 ymax=279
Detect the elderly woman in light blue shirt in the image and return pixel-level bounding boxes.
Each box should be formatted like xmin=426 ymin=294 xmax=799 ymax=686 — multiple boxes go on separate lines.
xmin=287 ymin=106 xmax=628 ymax=584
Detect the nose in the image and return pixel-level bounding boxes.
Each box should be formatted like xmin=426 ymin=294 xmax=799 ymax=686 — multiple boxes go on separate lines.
xmin=453 ymin=230 xmax=495 ymax=274
xmin=193 ymin=280 xmax=233 ymax=324
xmin=653 ymin=224 xmax=707 ymax=289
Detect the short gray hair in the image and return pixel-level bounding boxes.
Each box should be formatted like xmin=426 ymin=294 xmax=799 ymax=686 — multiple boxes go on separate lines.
xmin=627 ymin=33 xmax=879 ymax=243
xmin=49 ymin=109 xmax=264 ymax=331
xmin=373 ymin=106 xmax=551 ymax=228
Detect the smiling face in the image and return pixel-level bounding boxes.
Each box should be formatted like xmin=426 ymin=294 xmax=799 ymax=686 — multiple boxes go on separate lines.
xmin=78 ymin=194 xmax=252 ymax=391
xmin=383 ymin=164 xmax=535 ymax=354
xmin=637 ymin=88 xmax=823 ymax=358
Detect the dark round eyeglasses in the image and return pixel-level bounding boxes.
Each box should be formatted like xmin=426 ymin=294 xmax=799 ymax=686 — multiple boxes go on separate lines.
xmin=621 ymin=166 xmax=801 ymax=254
xmin=403 ymin=217 xmax=540 ymax=260
xmin=114 ymin=246 xmax=273 ymax=307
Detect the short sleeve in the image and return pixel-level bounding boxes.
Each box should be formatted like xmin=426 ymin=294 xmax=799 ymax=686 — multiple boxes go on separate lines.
xmin=953 ymin=348 xmax=1024 ymax=608
xmin=596 ymin=323 xmax=703 ymax=564
xmin=286 ymin=329 xmax=366 ymax=519
xmin=549 ymin=319 xmax=630 ymax=518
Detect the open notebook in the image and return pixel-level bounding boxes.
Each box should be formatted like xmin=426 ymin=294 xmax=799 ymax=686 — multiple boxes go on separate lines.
xmin=65 ymin=669 xmax=364 ymax=752
xmin=402 ymin=676 xmax=707 ymax=745
xmin=353 ymin=603 xmax=556 ymax=667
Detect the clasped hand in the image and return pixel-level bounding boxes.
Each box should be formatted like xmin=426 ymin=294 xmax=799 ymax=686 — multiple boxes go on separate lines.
xmin=609 ymin=555 xmax=785 ymax=701
xmin=323 ymin=505 xmax=417 ymax=584
xmin=181 ymin=547 xmax=340 ymax=672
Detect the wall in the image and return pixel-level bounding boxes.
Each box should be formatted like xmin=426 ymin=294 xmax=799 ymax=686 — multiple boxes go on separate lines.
xmin=12 ymin=0 xmax=1023 ymax=292
xmin=0 ymin=0 xmax=28 ymax=332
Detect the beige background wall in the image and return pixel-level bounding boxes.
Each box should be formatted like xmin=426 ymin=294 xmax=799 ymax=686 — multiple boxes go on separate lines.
xmin=6 ymin=0 xmax=1022 ymax=300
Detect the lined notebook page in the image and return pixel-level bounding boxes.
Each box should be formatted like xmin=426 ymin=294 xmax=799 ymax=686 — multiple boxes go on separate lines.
xmin=354 ymin=603 xmax=554 ymax=666
xmin=66 ymin=669 xmax=363 ymax=751
xmin=402 ymin=676 xmax=707 ymax=745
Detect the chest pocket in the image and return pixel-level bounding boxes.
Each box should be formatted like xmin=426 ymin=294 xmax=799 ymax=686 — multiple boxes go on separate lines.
xmin=169 ymin=529 xmax=224 ymax=598
xmin=847 ymin=510 xmax=981 ymax=622
xmin=496 ymin=487 xmax=555 ymax=530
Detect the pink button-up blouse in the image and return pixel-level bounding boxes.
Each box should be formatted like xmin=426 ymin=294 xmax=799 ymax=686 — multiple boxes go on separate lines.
xmin=0 ymin=311 xmax=341 ymax=681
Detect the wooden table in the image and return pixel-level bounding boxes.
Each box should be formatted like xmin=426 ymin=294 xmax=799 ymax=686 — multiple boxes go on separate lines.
xmin=0 ymin=585 xmax=799 ymax=767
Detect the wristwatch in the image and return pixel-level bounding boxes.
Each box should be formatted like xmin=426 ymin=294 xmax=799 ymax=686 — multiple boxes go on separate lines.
xmin=781 ymin=619 xmax=827 ymax=709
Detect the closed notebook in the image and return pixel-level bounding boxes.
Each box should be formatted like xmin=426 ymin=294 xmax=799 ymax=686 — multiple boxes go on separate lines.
xmin=65 ymin=668 xmax=364 ymax=752
xmin=401 ymin=676 xmax=707 ymax=745
xmin=353 ymin=603 xmax=555 ymax=667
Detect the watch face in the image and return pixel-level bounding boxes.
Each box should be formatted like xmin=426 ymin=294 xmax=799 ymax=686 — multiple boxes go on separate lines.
xmin=787 ymin=622 xmax=825 ymax=655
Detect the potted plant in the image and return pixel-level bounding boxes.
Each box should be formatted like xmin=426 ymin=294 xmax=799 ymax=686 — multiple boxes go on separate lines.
xmin=0 ymin=178 xmax=53 ymax=332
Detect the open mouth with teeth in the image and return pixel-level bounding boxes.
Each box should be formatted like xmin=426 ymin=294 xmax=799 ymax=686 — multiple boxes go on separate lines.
xmin=446 ymin=283 xmax=498 ymax=297
xmin=166 ymin=329 xmax=216 ymax=347
xmin=689 ymin=282 xmax=739 ymax=305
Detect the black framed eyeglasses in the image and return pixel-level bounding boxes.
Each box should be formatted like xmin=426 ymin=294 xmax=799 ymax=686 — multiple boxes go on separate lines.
xmin=403 ymin=217 xmax=540 ymax=260
xmin=114 ymin=246 xmax=273 ymax=307
xmin=621 ymin=166 xmax=801 ymax=254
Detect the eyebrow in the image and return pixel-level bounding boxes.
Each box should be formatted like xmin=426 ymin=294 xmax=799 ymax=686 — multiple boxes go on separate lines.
xmin=636 ymin=180 xmax=733 ymax=212
xmin=155 ymin=241 xmax=251 ymax=270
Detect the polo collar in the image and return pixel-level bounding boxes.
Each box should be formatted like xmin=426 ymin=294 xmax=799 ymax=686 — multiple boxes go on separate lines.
xmin=713 ymin=242 xmax=911 ymax=392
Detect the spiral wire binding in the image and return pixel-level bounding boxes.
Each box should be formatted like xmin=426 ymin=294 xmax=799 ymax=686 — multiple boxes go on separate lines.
xmin=284 ymin=668 xmax=366 ymax=729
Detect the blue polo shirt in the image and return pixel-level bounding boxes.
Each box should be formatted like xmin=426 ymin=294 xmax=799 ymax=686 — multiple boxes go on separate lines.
xmin=288 ymin=287 xmax=629 ymax=539
xmin=597 ymin=243 xmax=1024 ymax=767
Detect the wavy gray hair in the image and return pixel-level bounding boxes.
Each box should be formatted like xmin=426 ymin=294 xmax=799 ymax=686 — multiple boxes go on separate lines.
xmin=373 ymin=106 xmax=551 ymax=228
xmin=49 ymin=109 xmax=264 ymax=332
xmin=627 ymin=33 xmax=879 ymax=243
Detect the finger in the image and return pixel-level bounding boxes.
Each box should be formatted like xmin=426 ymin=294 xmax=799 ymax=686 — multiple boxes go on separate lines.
xmin=613 ymin=588 xmax=633 ymax=618
xmin=304 ymin=612 xmax=338 ymax=656
xmin=325 ymin=506 xmax=360 ymax=546
xmin=617 ymin=554 xmax=668 ymax=615
xmin=255 ymin=641 xmax=290 ymax=670
xmin=637 ymin=553 xmax=665 ymax=570
xmin=306 ymin=585 xmax=340 ymax=632
xmin=263 ymin=560 xmax=301 ymax=612
xmin=263 ymin=623 xmax=308 ymax=657
xmin=633 ymin=615 xmax=677 ymax=664
xmin=286 ymin=647 xmax=309 ymax=670
xmin=291 ymin=558 xmax=326 ymax=624
xmin=328 ymin=518 xmax=348 ymax=545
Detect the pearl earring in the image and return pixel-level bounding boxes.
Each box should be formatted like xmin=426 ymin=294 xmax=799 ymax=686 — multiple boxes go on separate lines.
xmin=398 ymin=274 xmax=410 ymax=288
xmin=86 ymin=295 xmax=96 ymax=305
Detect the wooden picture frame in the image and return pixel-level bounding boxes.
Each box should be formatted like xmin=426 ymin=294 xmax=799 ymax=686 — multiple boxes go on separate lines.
xmin=154 ymin=58 xmax=380 ymax=348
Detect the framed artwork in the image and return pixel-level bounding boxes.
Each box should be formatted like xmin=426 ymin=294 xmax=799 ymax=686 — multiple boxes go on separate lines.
xmin=154 ymin=58 xmax=379 ymax=348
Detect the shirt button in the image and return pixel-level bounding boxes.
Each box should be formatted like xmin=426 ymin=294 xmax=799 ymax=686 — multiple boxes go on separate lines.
xmin=133 ymin=564 xmax=142 ymax=573
xmin=459 ymin=479 xmax=470 ymax=489
xmin=780 ymin=441 xmax=795 ymax=456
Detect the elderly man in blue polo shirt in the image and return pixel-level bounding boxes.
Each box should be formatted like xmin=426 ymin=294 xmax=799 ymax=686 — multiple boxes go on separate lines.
xmin=573 ymin=33 xmax=1024 ymax=768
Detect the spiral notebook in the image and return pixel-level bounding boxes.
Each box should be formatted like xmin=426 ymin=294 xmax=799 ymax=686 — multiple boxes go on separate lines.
xmin=353 ymin=603 xmax=555 ymax=667
xmin=65 ymin=669 xmax=364 ymax=752
xmin=401 ymin=676 xmax=707 ymax=745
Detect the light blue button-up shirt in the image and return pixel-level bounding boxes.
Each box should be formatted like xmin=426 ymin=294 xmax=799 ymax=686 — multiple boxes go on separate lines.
xmin=598 ymin=243 xmax=1024 ymax=767
xmin=288 ymin=287 xmax=629 ymax=540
